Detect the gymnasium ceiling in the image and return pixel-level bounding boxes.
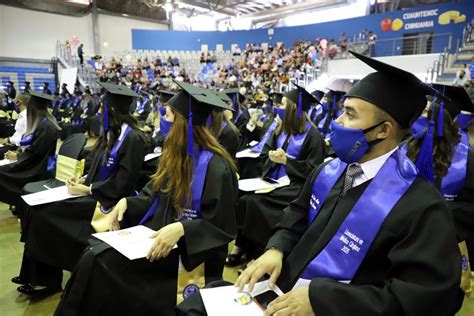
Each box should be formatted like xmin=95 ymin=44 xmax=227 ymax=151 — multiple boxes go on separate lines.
xmin=0 ymin=0 xmax=459 ymax=24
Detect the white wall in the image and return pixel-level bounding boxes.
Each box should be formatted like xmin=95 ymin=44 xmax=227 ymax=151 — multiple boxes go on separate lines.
xmin=98 ymin=14 xmax=168 ymax=56
xmin=0 ymin=5 xmax=168 ymax=60
xmin=326 ymin=53 xmax=441 ymax=80
xmin=0 ymin=5 xmax=93 ymax=60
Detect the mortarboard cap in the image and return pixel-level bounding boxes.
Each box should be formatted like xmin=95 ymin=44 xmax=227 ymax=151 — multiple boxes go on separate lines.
xmin=98 ymin=82 xmax=138 ymax=131
xmin=284 ymin=82 xmax=319 ymax=118
xmin=346 ymin=51 xmax=432 ymax=129
xmin=168 ymin=80 xmax=232 ymax=156
xmin=29 ymin=91 xmax=54 ymax=109
xmin=158 ymin=90 xmax=176 ymax=104
xmin=311 ymin=89 xmax=325 ymax=102
xmin=431 ymin=84 xmax=474 ymax=117
xmin=168 ymin=81 xmax=231 ymax=125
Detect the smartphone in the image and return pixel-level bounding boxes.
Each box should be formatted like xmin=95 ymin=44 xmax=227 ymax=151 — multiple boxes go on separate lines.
xmin=253 ymin=290 xmax=279 ymax=310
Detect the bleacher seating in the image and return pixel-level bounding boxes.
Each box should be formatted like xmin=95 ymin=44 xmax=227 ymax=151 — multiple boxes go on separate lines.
xmin=0 ymin=66 xmax=56 ymax=93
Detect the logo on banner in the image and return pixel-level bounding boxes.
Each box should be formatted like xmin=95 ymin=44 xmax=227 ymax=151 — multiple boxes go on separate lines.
xmin=380 ymin=8 xmax=466 ymax=32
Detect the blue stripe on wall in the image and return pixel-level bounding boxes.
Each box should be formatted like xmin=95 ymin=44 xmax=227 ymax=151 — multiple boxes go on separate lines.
xmin=133 ymin=0 xmax=473 ymax=53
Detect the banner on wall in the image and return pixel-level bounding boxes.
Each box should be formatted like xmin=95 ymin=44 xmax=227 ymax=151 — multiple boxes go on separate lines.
xmin=59 ymin=67 xmax=78 ymax=94
xmin=380 ymin=8 xmax=467 ymax=33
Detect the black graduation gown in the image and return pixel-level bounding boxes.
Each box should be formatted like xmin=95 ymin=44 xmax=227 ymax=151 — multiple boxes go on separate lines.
xmin=237 ymin=114 xmax=277 ymax=179
xmin=236 ymin=126 xmax=325 ymax=257
xmin=178 ymin=161 xmax=464 ymax=316
xmin=19 ymin=128 xmax=146 ymax=286
xmin=444 ymin=149 xmax=474 ymax=261
xmin=218 ymin=124 xmax=239 ymax=158
xmin=137 ymin=130 xmax=165 ymax=190
xmin=0 ymin=118 xmax=57 ymax=206
xmin=55 ymin=154 xmax=238 ymax=316
xmin=262 ymin=163 xmax=464 ymax=316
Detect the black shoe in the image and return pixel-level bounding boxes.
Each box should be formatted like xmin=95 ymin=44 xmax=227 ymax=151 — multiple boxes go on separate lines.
xmin=11 ymin=276 xmax=27 ymax=285
xmin=17 ymin=285 xmax=61 ymax=298
xmin=225 ymin=252 xmax=248 ymax=267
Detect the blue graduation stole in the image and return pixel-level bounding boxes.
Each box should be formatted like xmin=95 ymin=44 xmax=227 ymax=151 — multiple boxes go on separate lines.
xmin=137 ymin=98 xmax=149 ymax=114
xmin=441 ymin=143 xmax=469 ymax=200
xmin=20 ymin=118 xmax=47 ymax=146
xmin=302 ymin=149 xmax=417 ymax=281
xmin=250 ymin=120 xmax=278 ymax=154
xmin=98 ymin=125 xmax=132 ymax=181
xmin=267 ymin=122 xmax=311 ymax=179
xmin=139 ymin=149 xmax=214 ymax=224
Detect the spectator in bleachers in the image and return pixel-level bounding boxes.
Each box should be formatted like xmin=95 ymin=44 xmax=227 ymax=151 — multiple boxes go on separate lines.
xmin=340 ymin=32 xmax=348 ymax=52
xmin=368 ymin=30 xmax=377 ymax=56
xmin=453 ymin=68 xmax=469 ymax=87
xmin=77 ymin=43 xmax=84 ymax=66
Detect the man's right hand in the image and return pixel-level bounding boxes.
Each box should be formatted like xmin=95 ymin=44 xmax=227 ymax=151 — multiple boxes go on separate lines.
xmin=108 ymin=198 xmax=128 ymax=231
xmin=235 ymin=248 xmax=283 ymax=292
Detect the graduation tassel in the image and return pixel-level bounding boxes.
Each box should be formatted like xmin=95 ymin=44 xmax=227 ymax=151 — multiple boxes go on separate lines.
xmin=187 ymin=95 xmax=194 ymax=157
xmin=297 ymin=90 xmax=303 ymax=119
xmin=103 ymin=100 xmax=110 ymax=132
xmin=415 ymin=103 xmax=436 ymax=183
xmin=437 ymin=101 xmax=444 ymax=137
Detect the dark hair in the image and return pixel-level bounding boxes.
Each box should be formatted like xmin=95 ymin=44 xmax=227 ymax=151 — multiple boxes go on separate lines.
xmin=93 ymin=97 xmax=144 ymax=162
xmin=406 ymin=103 xmax=460 ymax=179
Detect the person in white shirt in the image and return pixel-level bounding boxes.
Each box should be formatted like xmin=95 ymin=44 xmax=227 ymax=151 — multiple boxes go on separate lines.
xmin=0 ymin=92 xmax=29 ymax=155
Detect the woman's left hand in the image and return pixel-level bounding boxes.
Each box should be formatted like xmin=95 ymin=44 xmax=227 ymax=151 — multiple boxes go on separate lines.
xmin=4 ymin=151 xmax=17 ymax=161
xmin=146 ymin=222 xmax=184 ymax=262
xmin=66 ymin=182 xmax=90 ymax=196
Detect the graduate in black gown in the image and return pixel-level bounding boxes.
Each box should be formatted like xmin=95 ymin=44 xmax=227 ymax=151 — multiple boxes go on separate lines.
xmin=223 ymin=88 xmax=251 ymax=133
xmin=0 ymin=92 xmax=60 ymax=207
xmin=177 ymin=51 xmax=464 ymax=316
xmin=208 ymin=92 xmax=240 ymax=158
xmin=226 ymin=84 xmax=326 ymax=265
xmin=55 ymin=80 xmax=239 ymax=316
xmin=13 ymin=82 xmax=146 ymax=297
xmin=237 ymin=93 xmax=280 ymax=179
xmin=405 ymin=84 xmax=474 ymax=270
xmin=43 ymin=82 xmax=52 ymax=95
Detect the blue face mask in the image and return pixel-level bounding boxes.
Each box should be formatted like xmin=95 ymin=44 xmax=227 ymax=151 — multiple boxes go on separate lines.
xmin=160 ymin=115 xmax=173 ymax=138
xmin=330 ymin=120 xmax=384 ymax=163
xmin=275 ymin=107 xmax=286 ymax=121
xmin=410 ymin=116 xmax=428 ymax=140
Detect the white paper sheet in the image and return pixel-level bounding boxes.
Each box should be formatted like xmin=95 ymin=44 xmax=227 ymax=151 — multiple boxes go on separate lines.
xmin=21 ymin=185 xmax=86 ymax=206
xmin=248 ymin=140 xmax=259 ymax=147
xmin=238 ymin=176 xmax=290 ymax=192
xmin=144 ymin=152 xmax=162 ymax=161
xmin=236 ymin=148 xmax=260 ymax=159
xmin=0 ymin=158 xmax=16 ymax=166
xmin=201 ymin=281 xmax=283 ymax=316
xmin=93 ymin=225 xmax=157 ymax=260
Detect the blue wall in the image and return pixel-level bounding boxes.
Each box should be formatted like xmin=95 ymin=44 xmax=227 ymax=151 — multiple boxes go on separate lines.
xmin=132 ymin=0 xmax=473 ymax=54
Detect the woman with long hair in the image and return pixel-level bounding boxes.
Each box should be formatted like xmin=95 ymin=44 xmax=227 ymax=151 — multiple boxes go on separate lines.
xmin=226 ymin=84 xmax=326 ymax=266
xmin=54 ymin=81 xmax=238 ymax=315
xmin=406 ymin=84 xmax=474 ymax=265
xmin=13 ymin=82 xmax=146 ymax=298
xmin=0 ymin=92 xmax=60 ymax=208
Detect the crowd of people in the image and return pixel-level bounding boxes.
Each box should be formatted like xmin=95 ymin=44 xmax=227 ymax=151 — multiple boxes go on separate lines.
xmin=81 ymin=30 xmax=374 ymax=98
xmin=0 ymin=46 xmax=473 ymax=316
